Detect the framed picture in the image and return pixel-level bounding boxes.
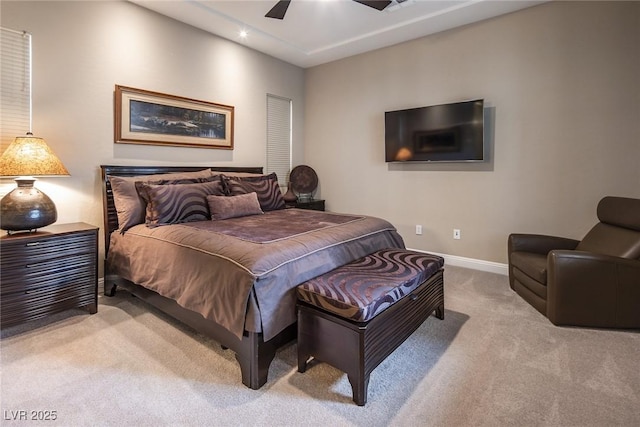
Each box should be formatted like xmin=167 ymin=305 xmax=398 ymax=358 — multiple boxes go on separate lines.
xmin=114 ymin=85 xmax=234 ymax=149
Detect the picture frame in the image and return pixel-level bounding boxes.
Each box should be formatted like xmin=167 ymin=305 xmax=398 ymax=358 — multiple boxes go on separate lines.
xmin=114 ymin=85 xmax=234 ymax=149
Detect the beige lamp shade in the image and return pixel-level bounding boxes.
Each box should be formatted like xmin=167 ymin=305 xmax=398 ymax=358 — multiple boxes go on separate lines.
xmin=0 ymin=133 xmax=69 ymax=233
xmin=0 ymin=133 xmax=69 ymax=177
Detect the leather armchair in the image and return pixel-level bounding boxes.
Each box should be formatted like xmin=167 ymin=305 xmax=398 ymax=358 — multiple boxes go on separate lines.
xmin=508 ymin=196 xmax=640 ymax=328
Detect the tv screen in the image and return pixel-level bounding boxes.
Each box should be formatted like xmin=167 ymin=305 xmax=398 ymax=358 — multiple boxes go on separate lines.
xmin=385 ymin=99 xmax=484 ymax=162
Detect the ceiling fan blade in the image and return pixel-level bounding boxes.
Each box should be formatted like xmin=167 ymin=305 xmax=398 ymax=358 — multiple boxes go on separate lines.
xmin=352 ymin=0 xmax=393 ymax=12
xmin=265 ymin=0 xmax=291 ymax=20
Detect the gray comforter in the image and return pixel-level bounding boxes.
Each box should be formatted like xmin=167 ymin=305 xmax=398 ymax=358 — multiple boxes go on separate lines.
xmin=107 ymin=209 xmax=404 ymax=340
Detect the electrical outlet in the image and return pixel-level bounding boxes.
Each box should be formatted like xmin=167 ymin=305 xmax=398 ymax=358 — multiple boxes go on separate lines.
xmin=415 ymin=225 xmax=423 ymax=235
xmin=453 ymin=229 xmax=461 ymax=240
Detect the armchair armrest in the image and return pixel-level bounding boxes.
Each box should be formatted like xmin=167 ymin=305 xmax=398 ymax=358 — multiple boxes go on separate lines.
xmin=547 ymin=250 xmax=640 ymax=328
xmin=508 ymin=233 xmax=580 ymax=256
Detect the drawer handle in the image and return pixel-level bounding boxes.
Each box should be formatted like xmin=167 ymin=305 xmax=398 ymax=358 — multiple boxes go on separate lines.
xmin=26 ymin=242 xmax=40 ymax=247
xmin=409 ymin=294 xmax=418 ymax=301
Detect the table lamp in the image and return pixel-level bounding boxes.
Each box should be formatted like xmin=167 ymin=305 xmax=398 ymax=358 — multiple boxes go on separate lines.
xmin=0 ymin=133 xmax=69 ymax=234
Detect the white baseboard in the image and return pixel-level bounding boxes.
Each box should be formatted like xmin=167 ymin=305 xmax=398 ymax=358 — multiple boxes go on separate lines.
xmin=407 ymin=248 xmax=508 ymax=276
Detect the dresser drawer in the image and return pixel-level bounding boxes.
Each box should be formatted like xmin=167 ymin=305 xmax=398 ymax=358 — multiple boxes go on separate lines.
xmin=0 ymin=256 xmax=96 ymax=294
xmin=1 ymin=232 xmax=96 ymax=269
xmin=0 ymin=281 xmax=96 ymax=326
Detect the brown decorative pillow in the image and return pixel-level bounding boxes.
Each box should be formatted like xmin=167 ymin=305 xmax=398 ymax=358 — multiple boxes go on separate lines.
xmin=222 ymin=172 xmax=285 ymax=211
xmin=109 ymin=169 xmax=213 ymax=232
xmin=207 ymin=192 xmax=264 ymax=220
xmin=136 ymin=179 xmax=226 ymax=226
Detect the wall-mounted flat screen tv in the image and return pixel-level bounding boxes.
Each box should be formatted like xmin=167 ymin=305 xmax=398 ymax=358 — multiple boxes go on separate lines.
xmin=385 ymin=99 xmax=484 ymax=162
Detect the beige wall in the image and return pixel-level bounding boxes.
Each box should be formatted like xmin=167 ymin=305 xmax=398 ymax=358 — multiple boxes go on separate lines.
xmin=305 ymin=1 xmax=640 ymax=264
xmin=1 ymin=0 xmax=306 ymax=270
xmin=2 ymin=1 xmax=638 ymax=270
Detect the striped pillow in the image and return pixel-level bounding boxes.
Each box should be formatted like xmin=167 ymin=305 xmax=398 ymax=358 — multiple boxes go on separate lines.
xmin=109 ymin=168 xmax=213 ymax=232
xmin=136 ymin=179 xmax=226 ymax=226
xmin=222 ymin=173 xmax=285 ymax=211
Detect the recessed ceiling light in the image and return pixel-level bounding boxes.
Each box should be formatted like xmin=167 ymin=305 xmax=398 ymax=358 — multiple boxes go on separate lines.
xmin=239 ymin=29 xmax=248 ymax=39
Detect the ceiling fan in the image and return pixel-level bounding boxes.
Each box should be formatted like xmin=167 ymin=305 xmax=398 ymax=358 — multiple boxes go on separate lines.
xmin=266 ymin=0 xmax=394 ymax=20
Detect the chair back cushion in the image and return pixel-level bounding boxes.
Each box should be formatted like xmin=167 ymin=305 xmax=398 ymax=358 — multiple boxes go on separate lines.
xmin=597 ymin=196 xmax=640 ymax=231
xmin=576 ymin=197 xmax=640 ymax=259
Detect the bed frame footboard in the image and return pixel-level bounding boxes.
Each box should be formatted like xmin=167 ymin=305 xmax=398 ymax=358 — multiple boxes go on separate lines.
xmin=105 ymin=276 xmax=296 ymax=389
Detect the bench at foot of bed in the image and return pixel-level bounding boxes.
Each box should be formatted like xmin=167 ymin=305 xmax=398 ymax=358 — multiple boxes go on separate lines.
xmin=296 ymin=249 xmax=445 ymax=406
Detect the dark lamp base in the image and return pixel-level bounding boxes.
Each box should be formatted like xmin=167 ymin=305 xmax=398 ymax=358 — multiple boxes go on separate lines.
xmin=283 ymin=182 xmax=297 ymax=203
xmin=0 ymin=178 xmax=57 ymax=233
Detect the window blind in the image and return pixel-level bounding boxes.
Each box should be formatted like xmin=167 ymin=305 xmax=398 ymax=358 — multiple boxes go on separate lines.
xmin=266 ymin=94 xmax=292 ymax=188
xmin=1 ymin=27 xmax=31 ymax=153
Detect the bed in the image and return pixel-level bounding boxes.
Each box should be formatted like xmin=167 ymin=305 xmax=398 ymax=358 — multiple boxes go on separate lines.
xmin=101 ymin=165 xmax=405 ymax=389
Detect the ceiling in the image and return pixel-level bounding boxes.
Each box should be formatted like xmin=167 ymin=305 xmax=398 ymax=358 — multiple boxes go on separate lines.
xmin=130 ymin=0 xmax=547 ymax=68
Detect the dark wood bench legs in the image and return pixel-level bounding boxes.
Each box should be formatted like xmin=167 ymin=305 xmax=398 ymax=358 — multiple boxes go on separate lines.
xmin=347 ymin=374 xmax=370 ymax=407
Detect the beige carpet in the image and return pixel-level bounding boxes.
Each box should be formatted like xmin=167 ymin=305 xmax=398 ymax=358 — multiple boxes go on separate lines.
xmin=1 ymin=266 xmax=639 ymax=426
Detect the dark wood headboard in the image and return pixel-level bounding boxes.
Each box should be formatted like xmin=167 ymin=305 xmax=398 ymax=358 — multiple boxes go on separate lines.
xmin=100 ymin=165 xmax=263 ymax=254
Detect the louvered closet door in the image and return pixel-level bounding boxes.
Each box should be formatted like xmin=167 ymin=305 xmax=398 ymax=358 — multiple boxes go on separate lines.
xmin=266 ymin=94 xmax=292 ymax=189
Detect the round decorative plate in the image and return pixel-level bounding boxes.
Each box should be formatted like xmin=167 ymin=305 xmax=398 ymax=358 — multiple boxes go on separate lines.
xmin=290 ymin=165 xmax=318 ymax=195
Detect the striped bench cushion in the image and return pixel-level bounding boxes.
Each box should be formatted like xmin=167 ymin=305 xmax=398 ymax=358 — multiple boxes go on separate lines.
xmin=297 ymin=249 xmax=444 ymax=323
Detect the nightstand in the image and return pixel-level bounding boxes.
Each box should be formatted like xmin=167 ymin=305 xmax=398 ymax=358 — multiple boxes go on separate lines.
xmin=0 ymin=222 xmax=98 ymax=328
xmin=286 ymin=199 xmax=325 ymax=211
